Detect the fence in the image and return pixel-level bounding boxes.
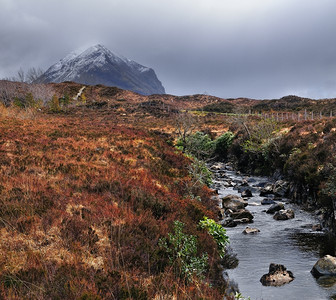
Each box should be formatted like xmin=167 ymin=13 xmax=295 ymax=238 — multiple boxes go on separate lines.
xmin=222 ymin=109 xmax=334 ymax=122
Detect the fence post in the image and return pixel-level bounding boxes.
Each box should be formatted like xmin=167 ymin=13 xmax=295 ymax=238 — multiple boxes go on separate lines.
xmin=304 ymin=109 xmax=307 ymax=120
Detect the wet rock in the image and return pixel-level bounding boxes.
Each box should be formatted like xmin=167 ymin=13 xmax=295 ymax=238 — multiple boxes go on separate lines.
xmin=219 ymin=217 xmax=237 ymax=227
xmin=261 ymin=198 xmax=275 ymax=205
xmin=231 ymin=209 xmax=254 ymax=222
xmin=273 ymin=209 xmax=295 ymax=220
xmin=222 ymin=195 xmax=248 ymax=211
xmin=260 ymin=184 xmax=274 ymax=196
xmin=249 ymin=202 xmax=261 ymax=206
xmin=240 ymin=179 xmax=249 ymax=186
xmin=242 ymin=227 xmax=260 ymax=234
xmin=234 ymin=218 xmax=251 ymax=224
xmin=312 ymin=224 xmax=322 ymax=231
xmin=225 ymin=164 xmax=234 ymax=171
xmin=226 ymin=220 xmax=238 ymax=227
xmin=241 ymin=189 xmax=253 ymax=198
xmin=210 ymin=162 xmax=225 ymax=171
xmin=260 ymin=263 xmax=294 ymax=286
xmin=222 ymin=181 xmax=233 ymax=188
xmin=311 ymin=255 xmax=336 ymax=277
xmin=273 ymin=180 xmax=289 ymax=197
xmin=266 ymin=203 xmax=285 ymax=214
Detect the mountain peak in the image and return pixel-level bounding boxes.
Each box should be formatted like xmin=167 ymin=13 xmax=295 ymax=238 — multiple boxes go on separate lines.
xmin=39 ymin=45 xmax=165 ymax=95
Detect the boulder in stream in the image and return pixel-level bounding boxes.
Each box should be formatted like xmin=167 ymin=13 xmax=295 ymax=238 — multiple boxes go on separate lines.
xmin=266 ymin=203 xmax=285 ymax=214
xmin=311 ymin=255 xmax=336 ymax=277
xmin=273 ymin=209 xmax=295 ymax=220
xmin=312 ymin=224 xmax=322 ymax=231
xmin=222 ymin=194 xmax=248 ymax=211
xmin=242 ymin=226 xmax=260 ymax=234
xmin=210 ymin=162 xmax=225 ymax=171
xmin=234 ymin=218 xmax=251 ymax=224
xmin=261 ymin=198 xmax=275 ymax=205
xmin=260 ymin=263 xmax=294 ymax=286
xmin=241 ymin=189 xmax=253 ymax=198
xmin=273 ymin=180 xmax=289 ymax=197
xmin=219 ymin=217 xmax=237 ymax=228
xmin=230 ymin=209 xmax=254 ymax=222
xmin=259 ymin=184 xmax=274 ymax=196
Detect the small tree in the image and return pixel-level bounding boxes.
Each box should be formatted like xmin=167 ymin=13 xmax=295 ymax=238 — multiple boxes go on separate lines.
xmin=25 ymin=93 xmax=36 ymax=108
xmin=49 ymin=94 xmax=61 ymax=112
xmin=174 ymin=111 xmax=197 ymax=153
xmin=214 ymin=131 xmax=235 ymax=159
xmin=177 ymin=131 xmax=214 ymax=160
xmin=13 ymin=93 xmax=37 ymax=109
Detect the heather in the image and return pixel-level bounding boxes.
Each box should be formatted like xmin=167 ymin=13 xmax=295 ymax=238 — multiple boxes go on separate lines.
xmin=0 ymin=104 xmax=227 ymax=299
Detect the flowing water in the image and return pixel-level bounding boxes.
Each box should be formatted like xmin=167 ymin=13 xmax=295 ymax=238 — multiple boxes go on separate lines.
xmin=213 ymin=167 xmax=336 ymax=300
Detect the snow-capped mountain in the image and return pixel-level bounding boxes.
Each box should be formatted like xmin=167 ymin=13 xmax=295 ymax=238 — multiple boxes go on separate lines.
xmin=39 ymin=44 xmax=165 ymax=95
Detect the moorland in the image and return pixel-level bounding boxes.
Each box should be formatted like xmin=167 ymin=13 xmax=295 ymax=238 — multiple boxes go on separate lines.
xmin=1 ymin=80 xmax=336 ymax=299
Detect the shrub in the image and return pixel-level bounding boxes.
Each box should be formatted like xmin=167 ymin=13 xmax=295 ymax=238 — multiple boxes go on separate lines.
xmin=177 ymin=131 xmax=214 ymax=160
xmin=13 ymin=93 xmax=39 ymax=109
xmin=188 ymin=158 xmax=213 ymax=187
xmin=158 ymin=220 xmax=208 ymax=281
xmin=199 ymin=217 xmax=229 ymax=259
xmin=214 ymin=131 xmax=235 ymax=159
xmin=49 ymin=94 xmax=61 ymax=112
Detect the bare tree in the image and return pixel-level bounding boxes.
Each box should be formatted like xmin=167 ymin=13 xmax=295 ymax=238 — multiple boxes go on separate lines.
xmin=0 ymin=80 xmax=54 ymax=106
xmin=28 ymin=83 xmax=55 ymax=105
xmin=2 ymin=67 xmax=44 ymax=84
xmin=0 ymin=80 xmax=23 ymax=105
xmin=17 ymin=68 xmax=25 ymax=82
xmin=26 ymin=67 xmax=44 ymax=83
xmin=174 ymin=111 xmax=198 ymax=152
xmin=232 ymin=107 xmax=251 ymax=139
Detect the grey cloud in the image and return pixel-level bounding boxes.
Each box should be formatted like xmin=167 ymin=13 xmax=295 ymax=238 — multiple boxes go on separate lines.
xmin=1 ymin=0 xmax=336 ymax=99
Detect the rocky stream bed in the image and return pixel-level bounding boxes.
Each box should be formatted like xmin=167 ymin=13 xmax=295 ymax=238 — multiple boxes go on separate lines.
xmin=210 ymin=162 xmax=336 ymax=300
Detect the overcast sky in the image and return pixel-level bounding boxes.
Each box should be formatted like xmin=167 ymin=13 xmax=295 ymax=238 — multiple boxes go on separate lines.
xmin=1 ymin=0 xmax=336 ymax=99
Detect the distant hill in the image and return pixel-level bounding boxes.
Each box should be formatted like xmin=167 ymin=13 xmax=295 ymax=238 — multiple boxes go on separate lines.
xmin=38 ymin=44 xmax=165 ymax=95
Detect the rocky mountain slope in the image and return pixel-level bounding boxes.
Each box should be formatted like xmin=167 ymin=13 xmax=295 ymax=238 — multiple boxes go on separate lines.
xmin=38 ymin=44 xmax=165 ymax=95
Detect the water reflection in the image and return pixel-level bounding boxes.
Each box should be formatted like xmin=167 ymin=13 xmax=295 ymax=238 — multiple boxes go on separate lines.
xmin=317 ymin=276 xmax=336 ymax=288
xmin=289 ymin=232 xmax=336 ymax=257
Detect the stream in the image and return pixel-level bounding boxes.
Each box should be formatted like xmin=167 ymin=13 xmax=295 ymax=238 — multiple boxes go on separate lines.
xmin=211 ymin=163 xmax=336 ymax=300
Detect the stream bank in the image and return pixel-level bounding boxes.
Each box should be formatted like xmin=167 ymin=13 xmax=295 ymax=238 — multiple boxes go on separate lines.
xmin=210 ymin=162 xmax=336 ymax=300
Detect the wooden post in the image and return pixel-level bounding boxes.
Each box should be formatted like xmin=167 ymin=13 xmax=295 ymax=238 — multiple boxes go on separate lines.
xmin=304 ymin=109 xmax=307 ymax=120
xmin=311 ymin=111 xmax=314 ymax=120
xmin=320 ymin=111 xmax=322 ymax=119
